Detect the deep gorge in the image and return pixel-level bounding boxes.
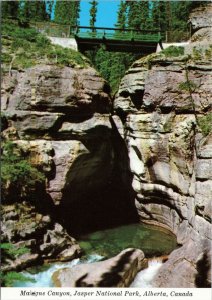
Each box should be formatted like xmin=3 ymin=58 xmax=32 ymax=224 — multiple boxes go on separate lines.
xmin=1 ymin=3 xmax=212 ymax=289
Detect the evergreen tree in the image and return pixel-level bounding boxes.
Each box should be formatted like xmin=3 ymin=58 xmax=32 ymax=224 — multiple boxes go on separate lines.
xmin=115 ymin=0 xmax=127 ymax=31
xmin=18 ymin=0 xmax=48 ymax=26
xmin=152 ymin=0 xmax=167 ymax=31
xmin=18 ymin=0 xmax=30 ymax=26
xmin=2 ymin=1 xmax=19 ymax=20
xmin=126 ymin=0 xmax=152 ymax=30
xmin=139 ymin=1 xmax=151 ymax=30
xmin=46 ymin=0 xmax=55 ymax=20
xmin=127 ymin=1 xmax=141 ymax=29
xmin=54 ymin=1 xmax=80 ymax=26
xmin=89 ymin=1 xmax=98 ymax=30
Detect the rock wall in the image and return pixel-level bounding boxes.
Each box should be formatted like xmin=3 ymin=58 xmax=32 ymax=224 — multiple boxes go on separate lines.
xmin=1 ymin=63 xmax=137 ymax=267
xmin=113 ymin=10 xmax=212 ymax=286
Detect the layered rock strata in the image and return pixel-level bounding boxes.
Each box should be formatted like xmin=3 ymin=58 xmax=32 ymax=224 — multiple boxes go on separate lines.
xmin=113 ymin=12 xmax=212 ymax=286
xmin=1 ymin=203 xmax=81 ymax=271
xmin=1 ymin=63 xmax=137 ymax=268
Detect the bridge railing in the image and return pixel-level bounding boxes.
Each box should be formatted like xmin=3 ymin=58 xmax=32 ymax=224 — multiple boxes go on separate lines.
xmin=73 ymin=26 xmax=162 ymax=42
xmin=30 ymin=22 xmax=73 ymax=38
xmin=29 ymin=22 xmax=190 ymax=43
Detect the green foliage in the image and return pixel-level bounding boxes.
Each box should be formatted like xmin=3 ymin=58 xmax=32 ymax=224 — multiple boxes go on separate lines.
xmin=178 ymin=80 xmax=197 ymax=92
xmin=192 ymin=47 xmax=202 ymax=60
xmin=115 ymin=1 xmax=127 ymax=30
xmin=2 ymin=1 xmax=19 ymax=19
xmin=1 ymin=141 xmax=45 ymax=203
xmin=18 ymin=0 xmax=48 ymax=26
xmin=85 ymin=45 xmax=140 ymax=94
xmin=124 ymin=1 xmax=207 ymax=41
xmin=0 ymin=271 xmax=34 ymax=287
xmin=1 ymin=243 xmax=29 ymax=263
xmin=161 ymin=46 xmax=184 ymax=57
xmin=3 ymin=23 xmax=39 ymax=41
xmin=54 ymin=1 xmax=80 ymax=26
xmin=205 ymin=46 xmax=212 ymax=60
xmin=48 ymin=45 xmax=88 ymax=67
xmin=0 ymin=243 xmax=35 ymax=287
xmin=89 ymin=1 xmax=98 ymax=29
xmin=198 ymin=113 xmax=212 ymax=136
xmin=2 ymin=22 xmax=89 ymax=70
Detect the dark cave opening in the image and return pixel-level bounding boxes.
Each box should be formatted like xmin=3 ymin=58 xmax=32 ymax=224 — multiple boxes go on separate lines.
xmin=58 ymin=122 xmax=139 ymax=238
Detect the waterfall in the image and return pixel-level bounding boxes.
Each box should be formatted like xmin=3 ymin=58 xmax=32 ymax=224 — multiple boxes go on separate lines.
xmin=130 ymin=258 xmax=163 ymax=288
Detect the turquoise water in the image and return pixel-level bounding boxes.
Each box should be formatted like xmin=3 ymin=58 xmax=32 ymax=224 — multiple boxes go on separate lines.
xmin=79 ymin=223 xmax=177 ymax=259
xmin=13 ymin=223 xmax=177 ymax=287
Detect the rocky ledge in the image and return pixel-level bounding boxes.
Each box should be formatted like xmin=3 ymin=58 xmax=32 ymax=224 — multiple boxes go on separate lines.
xmin=1 ymin=203 xmax=81 ymax=272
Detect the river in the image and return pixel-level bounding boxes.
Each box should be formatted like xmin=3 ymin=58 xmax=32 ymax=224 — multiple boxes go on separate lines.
xmin=13 ymin=223 xmax=177 ymax=287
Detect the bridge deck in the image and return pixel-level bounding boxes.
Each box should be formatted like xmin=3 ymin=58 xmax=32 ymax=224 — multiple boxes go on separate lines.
xmin=31 ymin=23 xmax=163 ymax=53
xmin=75 ymin=26 xmax=162 ymax=53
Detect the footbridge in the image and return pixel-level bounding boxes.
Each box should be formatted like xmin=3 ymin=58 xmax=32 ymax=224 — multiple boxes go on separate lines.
xmin=74 ymin=26 xmax=163 ymax=53
xmin=32 ymin=22 xmax=163 ymax=54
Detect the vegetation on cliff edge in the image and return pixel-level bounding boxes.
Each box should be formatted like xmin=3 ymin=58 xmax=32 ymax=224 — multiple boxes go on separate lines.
xmin=2 ymin=22 xmax=89 ymax=71
xmin=0 ymin=243 xmax=34 ymax=287
xmin=1 ymin=141 xmax=45 ymax=203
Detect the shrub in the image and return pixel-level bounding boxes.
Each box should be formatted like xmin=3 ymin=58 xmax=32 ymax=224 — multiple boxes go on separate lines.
xmin=1 ymin=141 xmax=45 ymax=203
xmin=198 ymin=113 xmax=212 ymax=136
xmin=178 ymin=80 xmax=197 ymax=92
xmin=0 ymin=243 xmax=35 ymax=287
xmin=2 ymin=21 xmax=89 ymax=70
xmin=161 ymin=46 xmax=184 ymax=57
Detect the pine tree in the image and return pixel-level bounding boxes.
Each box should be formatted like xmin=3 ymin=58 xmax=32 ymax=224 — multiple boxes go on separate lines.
xmin=89 ymin=1 xmax=98 ymax=30
xmin=152 ymin=0 xmax=167 ymax=31
xmin=139 ymin=1 xmax=151 ymax=30
xmin=127 ymin=1 xmax=140 ymax=29
xmin=18 ymin=0 xmax=48 ymax=26
xmin=18 ymin=0 xmax=30 ymax=26
xmin=115 ymin=1 xmax=127 ymax=31
xmin=46 ymin=0 xmax=55 ymax=20
xmin=126 ymin=0 xmax=151 ymax=30
xmin=2 ymin=1 xmax=19 ymax=20
xmin=54 ymin=1 xmax=80 ymax=26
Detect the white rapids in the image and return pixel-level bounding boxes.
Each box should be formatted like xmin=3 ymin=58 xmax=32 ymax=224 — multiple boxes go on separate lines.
xmin=13 ymin=254 xmax=104 ymax=287
xmin=130 ymin=258 xmax=163 ymax=288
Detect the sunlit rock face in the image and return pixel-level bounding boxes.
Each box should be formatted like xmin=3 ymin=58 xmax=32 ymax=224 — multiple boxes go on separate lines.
xmin=114 ymin=6 xmax=212 ymax=286
xmin=2 ymin=63 xmax=138 ymax=244
xmin=188 ymin=3 xmax=212 ymax=43
xmin=52 ymin=248 xmax=147 ymax=287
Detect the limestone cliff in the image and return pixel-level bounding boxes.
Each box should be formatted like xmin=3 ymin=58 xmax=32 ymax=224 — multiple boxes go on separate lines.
xmin=114 ymin=4 xmax=212 ymax=287
xmin=1 ymin=62 xmax=136 ymax=268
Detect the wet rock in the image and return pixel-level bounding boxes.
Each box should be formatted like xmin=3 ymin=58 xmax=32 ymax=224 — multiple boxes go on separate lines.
xmin=52 ymin=248 xmax=147 ymax=287
xmin=40 ymin=223 xmax=81 ymax=260
xmin=2 ymin=253 xmax=39 ymax=272
xmin=1 ymin=203 xmax=81 ymax=271
xmin=153 ymin=238 xmax=211 ymax=288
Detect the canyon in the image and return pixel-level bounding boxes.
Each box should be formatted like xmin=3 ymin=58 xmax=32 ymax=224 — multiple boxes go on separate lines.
xmin=1 ymin=4 xmax=211 ymax=287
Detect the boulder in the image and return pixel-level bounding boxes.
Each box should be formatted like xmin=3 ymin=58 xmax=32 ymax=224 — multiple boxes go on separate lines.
xmin=153 ymin=238 xmax=211 ymax=288
xmin=52 ymin=248 xmax=147 ymax=287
